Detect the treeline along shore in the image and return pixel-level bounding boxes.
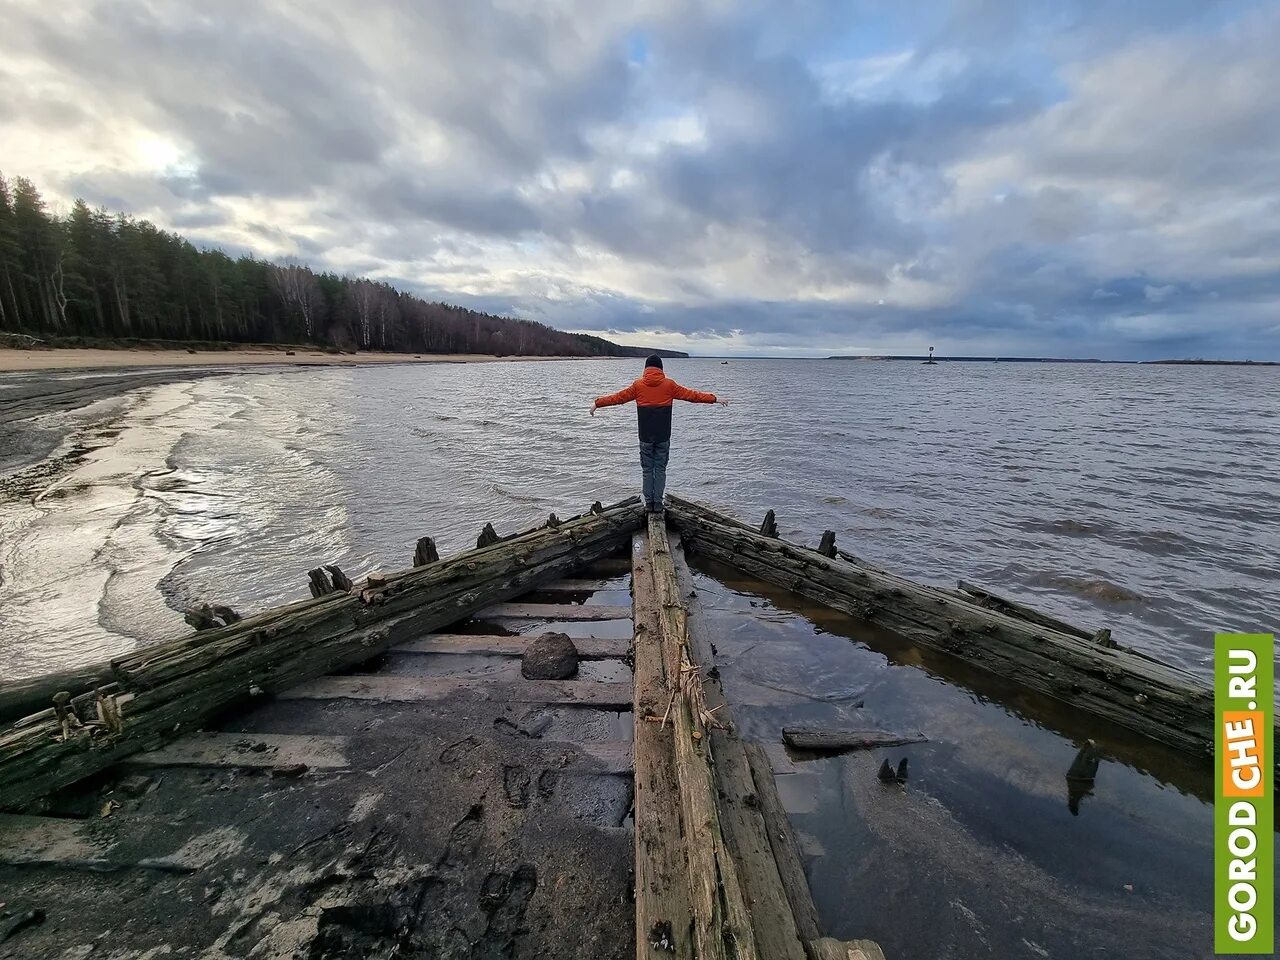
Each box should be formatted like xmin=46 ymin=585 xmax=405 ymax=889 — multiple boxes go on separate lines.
xmin=0 ymin=173 xmax=684 ymax=360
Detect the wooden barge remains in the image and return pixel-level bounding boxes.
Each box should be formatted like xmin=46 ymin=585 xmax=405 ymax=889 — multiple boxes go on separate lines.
xmin=0 ymin=495 xmax=1238 ymax=958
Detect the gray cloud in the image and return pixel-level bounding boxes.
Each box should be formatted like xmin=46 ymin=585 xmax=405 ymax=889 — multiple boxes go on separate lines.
xmin=1 ymin=0 xmax=1277 ymax=358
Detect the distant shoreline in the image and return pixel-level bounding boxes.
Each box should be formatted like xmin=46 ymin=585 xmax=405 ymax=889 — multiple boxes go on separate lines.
xmin=0 ymin=346 xmax=589 ymax=375
xmin=825 ymin=355 xmax=1278 ymax=365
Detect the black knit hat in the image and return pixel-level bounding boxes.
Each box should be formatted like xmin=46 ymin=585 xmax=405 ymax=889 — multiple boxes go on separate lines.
xmin=645 ymin=354 xmax=663 ymax=369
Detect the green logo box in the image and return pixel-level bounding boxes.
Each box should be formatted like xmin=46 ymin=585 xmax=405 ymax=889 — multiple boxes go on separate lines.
xmin=1215 ymin=633 xmax=1274 ymax=954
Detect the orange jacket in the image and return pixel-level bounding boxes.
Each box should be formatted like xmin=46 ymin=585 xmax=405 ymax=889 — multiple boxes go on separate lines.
xmin=594 ymin=367 xmax=717 ymax=409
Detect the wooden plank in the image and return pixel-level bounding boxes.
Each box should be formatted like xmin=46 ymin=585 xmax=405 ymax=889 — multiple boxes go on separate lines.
xmin=648 ymin=517 xmax=759 ymax=960
xmin=542 ymin=578 xmax=628 ymax=592
xmin=123 ymin=732 xmax=350 ymax=771
xmin=666 ymin=494 xmax=1222 ymax=762
xmin=0 ymin=814 xmax=199 ymax=873
xmin=572 ymin=740 xmax=634 ymax=775
xmin=743 ymin=743 xmax=824 ymax=944
xmin=632 ymin=531 xmax=694 ymax=960
xmin=394 ymin=634 xmax=630 ymax=659
xmin=583 ymin=557 xmax=633 ymax=575
xmin=476 ymin=602 xmax=632 ymax=621
xmin=278 ymin=675 xmax=633 ymax=708
xmin=782 ymin=728 xmax=927 ymax=753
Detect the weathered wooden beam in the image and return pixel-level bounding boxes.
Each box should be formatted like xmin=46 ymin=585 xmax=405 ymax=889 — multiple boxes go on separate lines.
xmin=0 ymin=499 xmax=645 ymax=810
xmin=476 ymin=602 xmax=632 ymax=622
xmin=393 ymin=634 xmax=630 ymax=659
xmin=647 ymin=517 xmax=759 ymax=960
xmin=742 ymin=743 xmax=823 ymax=944
xmin=279 ymin=675 xmax=634 ymax=708
xmin=0 ymin=664 xmax=116 ymax=726
xmin=632 ymin=532 xmax=695 ymax=960
xmin=668 ymin=536 xmax=808 ymax=960
xmin=123 ymin=732 xmax=350 ymax=771
xmin=666 ymin=494 xmax=1220 ymax=762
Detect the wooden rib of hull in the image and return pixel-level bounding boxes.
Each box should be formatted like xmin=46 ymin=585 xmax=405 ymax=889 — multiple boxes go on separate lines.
xmin=666 ymin=494 xmax=1218 ymax=761
xmin=0 ymin=499 xmax=645 ymax=811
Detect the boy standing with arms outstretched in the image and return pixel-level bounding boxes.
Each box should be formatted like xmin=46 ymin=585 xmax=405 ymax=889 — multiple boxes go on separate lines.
xmin=591 ymin=356 xmax=727 ymax=513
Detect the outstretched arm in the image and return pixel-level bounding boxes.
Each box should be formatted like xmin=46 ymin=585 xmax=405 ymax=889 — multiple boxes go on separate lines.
xmin=591 ymin=383 xmax=638 ymax=416
xmin=670 ymin=381 xmax=720 ymax=404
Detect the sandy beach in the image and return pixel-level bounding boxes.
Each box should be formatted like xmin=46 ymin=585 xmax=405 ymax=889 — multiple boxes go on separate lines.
xmin=0 ymin=347 xmax=571 ymax=373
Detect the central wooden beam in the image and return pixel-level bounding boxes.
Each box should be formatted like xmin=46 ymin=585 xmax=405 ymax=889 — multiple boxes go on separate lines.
xmin=646 ymin=515 xmax=759 ymax=960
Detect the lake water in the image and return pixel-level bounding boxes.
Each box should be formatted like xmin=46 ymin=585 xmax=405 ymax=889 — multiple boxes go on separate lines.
xmin=1 ymin=358 xmax=1277 ymax=679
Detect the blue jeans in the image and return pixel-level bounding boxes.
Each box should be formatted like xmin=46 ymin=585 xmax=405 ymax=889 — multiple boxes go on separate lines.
xmin=639 ymin=439 xmax=670 ymax=508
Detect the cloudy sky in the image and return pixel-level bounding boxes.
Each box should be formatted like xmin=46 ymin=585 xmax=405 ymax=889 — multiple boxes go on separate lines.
xmin=3 ymin=0 xmax=1278 ymax=358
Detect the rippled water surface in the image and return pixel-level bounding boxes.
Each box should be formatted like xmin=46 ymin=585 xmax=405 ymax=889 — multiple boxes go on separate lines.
xmin=1 ymin=358 xmax=1277 ymax=678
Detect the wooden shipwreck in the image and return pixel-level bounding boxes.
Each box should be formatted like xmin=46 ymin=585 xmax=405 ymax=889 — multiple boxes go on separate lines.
xmin=0 ymin=494 xmax=1235 ymax=958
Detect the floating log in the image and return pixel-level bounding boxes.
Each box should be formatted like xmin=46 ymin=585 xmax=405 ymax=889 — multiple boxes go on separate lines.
xmin=782 ymin=728 xmax=927 ymax=754
xmin=666 ymin=494 xmax=1218 ymax=761
xmin=0 ymin=498 xmax=645 ymax=811
xmin=647 ymin=518 xmax=759 ymax=960
xmin=413 ymin=536 xmax=439 ymax=567
xmin=760 ymin=510 xmax=779 ymax=538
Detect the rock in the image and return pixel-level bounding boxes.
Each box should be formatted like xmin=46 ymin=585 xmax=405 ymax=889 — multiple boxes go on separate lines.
xmin=521 ymin=632 xmax=579 ymax=680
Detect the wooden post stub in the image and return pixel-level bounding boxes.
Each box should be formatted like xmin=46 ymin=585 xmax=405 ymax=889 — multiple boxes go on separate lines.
xmin=545 ymin=513 xmax=561 ymax=529
xmin=817 ymin=530 xmax=837 ymax=558
xmin=477 ymin=522 xmax=500 ymax=548
xmin=413 ymin=536 xmax=439 ymax=567
xmin=1093 ymin=628 xmax=1116 ymax=648
xmin=325 ymin=565 xmax=353 ymax=593
xmin=184 ymin=604 xmax=223 ymax=630
xmin=306 ymin=568 xmax=332 ymax=598
xmin=590 ymin=501 xmax=604 ymax=515
xmin=760 ymin=510 xmax=778 ymax=538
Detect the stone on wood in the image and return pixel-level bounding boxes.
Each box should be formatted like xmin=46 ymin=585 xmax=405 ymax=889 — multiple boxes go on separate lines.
xmin=521 ymin=632 xmax=580 ymax=680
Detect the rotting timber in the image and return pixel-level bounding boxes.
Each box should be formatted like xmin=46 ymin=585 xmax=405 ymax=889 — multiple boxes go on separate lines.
xmin=0 ymin=494 xmax=1239 ymax=957
xmin=665 ymin=494 xmax=1232 ymax=765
